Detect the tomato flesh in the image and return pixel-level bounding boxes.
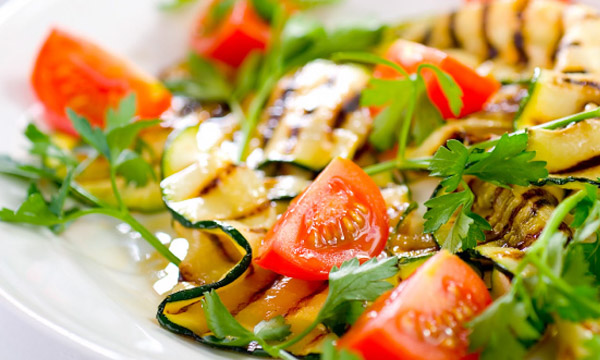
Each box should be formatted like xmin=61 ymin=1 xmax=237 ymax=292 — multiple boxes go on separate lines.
xmin=255 ymin=158 xmax=389 ymax=281
xmin=31 ymin=28 xmax=172 ymax=135
xmin=190 ymin=0 xmax=271 ymax=68
xmin=375 ymin=40 xmax=500 ymax=119
xmin=338 ymin=251 xmax=492 ymax=360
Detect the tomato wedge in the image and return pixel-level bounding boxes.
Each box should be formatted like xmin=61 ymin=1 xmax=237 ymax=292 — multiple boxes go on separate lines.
xmin=31 ymin=28 xmax=172 ymax=135
xmin=338 ymin=251 xmax=492 ymax=360
xmin=190 ymin=0 xmax=271 ymax=68
xmin=375 ymin=40 xmax=500 ymax=119
xmin=255 ymin=158 xmax=389 ymax=281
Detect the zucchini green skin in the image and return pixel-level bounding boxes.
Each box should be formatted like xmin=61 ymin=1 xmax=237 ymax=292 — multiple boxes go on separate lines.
xmin=258 ymin=159 xmax=320 ymax=173
xmin=467 ymin=246 xmax=522 ymax=275
xmin=156 ymin=220 xmax=255 ymax=352
xmin=534 ymin=176 xmax=600 ymax=187
xmin=161 ymin=125 xmax=200 ymax=179
xmin=512 ymin=67 xmax=542 ymax=131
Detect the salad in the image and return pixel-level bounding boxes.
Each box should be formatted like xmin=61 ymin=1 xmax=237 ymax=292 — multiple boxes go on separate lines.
xmin=1 ymin=0 xmax=600 ymax=359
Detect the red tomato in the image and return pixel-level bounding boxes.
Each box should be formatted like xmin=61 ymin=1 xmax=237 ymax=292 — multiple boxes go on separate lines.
xmin=190 ymin=0 xmax=271 ymax=68
xmin=255 ymin=158 xmax=389 ymax=281
xmin=375 ymin=40 xmax=500 ymax=119
xmin=31 ymin=28 xmax=172 ymax=135
xmin=338 ymin=251 xmax=492 ymax=360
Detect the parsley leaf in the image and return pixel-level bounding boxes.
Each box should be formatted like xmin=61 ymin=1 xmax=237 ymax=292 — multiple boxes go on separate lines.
xmin=105 ymin=93 xmax=136 ymax=131
xmin=319 ymin=257 xmax=397 ymax=321
xmin=202 ymin=290 xmax=255 ymax=346
xmin=321 ymin=340 xmax=363 ymax=360
xmin=465 ymin=134 xmax=547 ymax=188
xmin=68 ymin=109 xmax=110 ymax=158
xmin=428 ymin=139 xmax=469 ymax=192
xmin=201 ymin=290 xmax=294 ymax=357
xmin=0 ymin=188 xmax=60 ymax=226
xmin=254 ymin=316 xmax=292 ymax=342
xmin=423 ymin=190 xmax=472 ymax=233
xmin=417 ymin=64 xmax=463 ymax=117
xmin=114 ymin=150 xmax=156 ymax=186
xmin=411 ymin=78 xmax=444 ymax=144
xmin=24 ymin=124 xmax=76 ymax=165
xmin=429 ymin=134 xmax=548 ymax=191
xmin=163 ymin=53 xmax=232 ymax=102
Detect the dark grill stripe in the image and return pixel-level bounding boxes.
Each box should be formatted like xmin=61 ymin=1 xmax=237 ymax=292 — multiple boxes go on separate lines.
xmin=449 ymin=11 xmax=461 ymax=48
xmin=230 ymin=274 xmax=284 ymax=316
xmin=197 ymin=163 xmax=236 ymax=197
xmin=283 ymin=283 xmax=328 ymax=318
xmin=482 ymin=2 xmax=499 ymax=59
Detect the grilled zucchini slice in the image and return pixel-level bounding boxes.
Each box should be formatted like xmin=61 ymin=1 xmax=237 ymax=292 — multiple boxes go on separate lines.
xmin=514 ymin=69 xmax=600 ymax=129
xmin=253 ymin=60 xmax=372 ymax=171
xmin=158 ymin=219 xmax=329 ymax=357
xmin=528 ymin=119 xmax=600 ymax=173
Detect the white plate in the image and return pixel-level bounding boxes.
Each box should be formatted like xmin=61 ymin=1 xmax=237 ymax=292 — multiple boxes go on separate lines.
xmin=0 ymin=0 xmax=467 ymax=359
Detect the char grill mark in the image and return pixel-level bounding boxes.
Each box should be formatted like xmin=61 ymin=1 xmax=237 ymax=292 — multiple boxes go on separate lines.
xmin=196 ymin=163 xmax=236 ymax=197
xmin=482 ymin=2 xmax=499 ymax=59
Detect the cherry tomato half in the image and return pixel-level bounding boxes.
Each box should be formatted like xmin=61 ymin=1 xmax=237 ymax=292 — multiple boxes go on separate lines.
xmin=190 ymin=0 xmax=271 ymax=68
xmin=31 ymin=28 xmax=172 ymax=135
xmin=338 ymin=251 xmax=492 ymax=360
xmin=255 ymin=158 xmax=389 ymax=281
xmin=375 ymin=40 xmax=500 ymax=119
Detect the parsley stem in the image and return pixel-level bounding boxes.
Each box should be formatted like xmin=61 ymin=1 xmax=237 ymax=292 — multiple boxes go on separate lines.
xmin=472 ymin=107 xmax=600 ymax=150
xmin=60 ymin=208 xmax=181 ymax=266
xmin=528 ymin=255 xmax=600 ymax=317
xmin=108 ymin=165 xmax=126 ymax=212
xmin=238 ymin=73 xmax=280 ymax=162
xmin=397 ymin=85 xmax=417 ymax=161
xmin=273 ymin=317 xmax=321 ymax=351
xmin=363 ymin=158 xmax=430 ymax=176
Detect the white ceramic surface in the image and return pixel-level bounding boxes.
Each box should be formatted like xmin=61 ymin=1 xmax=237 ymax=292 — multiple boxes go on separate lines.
xmin=0 ymin=0 xmax=543 ymax=359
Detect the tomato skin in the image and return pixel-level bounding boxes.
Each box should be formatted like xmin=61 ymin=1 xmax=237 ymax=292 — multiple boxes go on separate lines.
xmin=255 ymin=158 xmax=389 ymax=281
xmin=31 ymin=28 xmax=172 ymax=135
xmin=190 ymin=0 xmax=271 ymax=68
xmin=375 ymin=40 xmax=500 ymax=119
xmin=338 ymin=251 xmax=492 ymax=360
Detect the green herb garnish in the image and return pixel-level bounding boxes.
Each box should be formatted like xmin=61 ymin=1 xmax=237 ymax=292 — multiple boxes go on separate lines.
xmin=0 ymin=95 xmax=180 ymax=265
xmin=468 ymin=186 xmax=600 ymax=359
xmin=199 ymin=257 xmax=397 ymax=358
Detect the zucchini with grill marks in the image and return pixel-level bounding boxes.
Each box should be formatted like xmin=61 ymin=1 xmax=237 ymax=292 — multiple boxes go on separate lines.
xmin=485 ymin=0 xmax=528 ymax=65
xmin=471 ymin=244 xmax=524 ymax=274
xmin=522 ymin=0 xmax=565 ymax=70
xmin=470 ymin=179 xmax=565 ymax=250
xmin=528 ymin=119 xmax=600 ymax=174
xmin=252 ymin=60 xmax=372 ymax=171
xmin=514 ymin=69 xmax=600 ymax=129
xmin=162 ymin=113 xmax=238 ymax=178
xmin=158 ymin=218 xmax=329 ymax=356
xmin=161 ymin=149 xmax=269 ymax=225
xmin=555 ymin=5 xmax=600 ymax=73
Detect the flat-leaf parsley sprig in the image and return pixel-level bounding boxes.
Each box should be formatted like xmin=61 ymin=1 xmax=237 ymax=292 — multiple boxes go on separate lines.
xmin=0 ymin=95 xmax=180 ymax=265
xmin=331 ymin=52 xmax=463 ymax=163
xmin=422 ymin=133 xmax=548 ymax=253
